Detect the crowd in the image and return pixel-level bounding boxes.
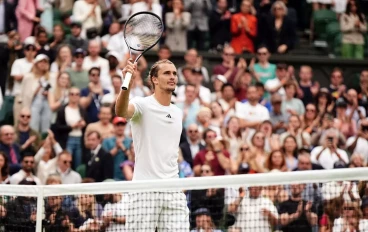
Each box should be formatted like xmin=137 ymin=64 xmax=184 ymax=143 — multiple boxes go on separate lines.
xmin=0 ymin=0 xmax=367 ymax=231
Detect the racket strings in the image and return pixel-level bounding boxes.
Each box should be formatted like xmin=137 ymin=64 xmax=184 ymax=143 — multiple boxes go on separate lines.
xmin=124 ymin=14 xmax=163 ymax=51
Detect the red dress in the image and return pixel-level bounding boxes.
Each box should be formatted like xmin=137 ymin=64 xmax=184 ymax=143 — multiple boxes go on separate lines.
xmin=230 ymin=13 xmax=257 ymax=54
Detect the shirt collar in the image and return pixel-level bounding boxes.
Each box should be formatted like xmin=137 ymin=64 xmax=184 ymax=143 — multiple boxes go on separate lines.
xmin=91 ymin=144 xmax=101 ymax=155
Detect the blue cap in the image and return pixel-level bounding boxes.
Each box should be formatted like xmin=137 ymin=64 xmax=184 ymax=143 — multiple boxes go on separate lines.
xmin=194 ymin=208 xmax=211 ymax=216
xmin=74 ymin=48 xmax=85 ymax=56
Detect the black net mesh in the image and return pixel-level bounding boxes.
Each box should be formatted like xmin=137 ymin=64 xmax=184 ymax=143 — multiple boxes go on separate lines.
xmin=124 ymin=13 xmax=163 ymax=51
xmin=2 ymin=180 xmax=368 ymax=231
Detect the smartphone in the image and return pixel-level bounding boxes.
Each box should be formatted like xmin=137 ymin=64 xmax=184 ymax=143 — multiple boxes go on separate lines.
xmin=327 ymin=137 xmax=334 ymax=143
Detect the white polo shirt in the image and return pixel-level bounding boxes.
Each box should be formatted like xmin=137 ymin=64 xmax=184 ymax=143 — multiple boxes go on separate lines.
xmin=130 ymin=95 xmax=182 ymax=180
xmin=236 ymin=102 xmax=270 ymax=122
xmin=310 ymin=146 xmax=349 ymax=170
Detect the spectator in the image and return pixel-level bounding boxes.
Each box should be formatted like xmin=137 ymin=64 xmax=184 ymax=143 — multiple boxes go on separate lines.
xmin=178 ymin=49 xmax=210 ymax=85
xmin=265 ymin=63 xmax=289 ymax=97
xmin=72 ymin=0 xmax=103 ymax=39
xmin=102 ymin=116 xmax=132 ymax=180
xmin=0 ymin=125 xmax=21 ymax=175
xmin=270 ymin=93 xmax=289 ymax=134
xmin=191 ymin=208 xmax=223 ymax=232
xmin=82 ymin=40 xmax=109 ymax=78
xmin=121 ymin=142 xmax=135 ymax=181
xmin=328 ymin=68 xmax=345 ymax=99
xmin=52 ymin=87 xmax=86 ymax=169
xmin=165 ymin=0 xmax=191 ymax=52
xmin=66 ymin=21 xmax=89 ymax=51
xmin=334 ymin=98 xmax=357 ymax=139
xmin=15 ymin=0 xmax=41 ymax=42
xmin=193 ymin=129 xmax=231 ymax=176
xmin=50 ymin=45 xmax=72 ymax=73
xmin=228 ymin=186 xmax=278 ymax=231
xmin=180 ymin=123 xmax=205 ymax=168
xmin=107 ymin=18 xmax=129 ymax=61
xmin=346 ymin=88 xmax=366 ymax=123
xmin=209 ymin=0 xmax=231 ymax=52
xmin=0 ymin=152 xmax=10 ymax=184
xmin=101 ymin=22 xmax=120 ymax=49
xmin=10 ymin=151 xmax=41 ymax=185
xmin=213 ymin=46 xmax=239 ymax=84
xmin=15 ymin=108 xmax=41 ymax=152
xmin=315 ymin=88 xmax=333 ymax=115
xmin=35 ymin=29 xmax=55 ymax=63
xmin=281 ymin=135 xmax=298 ymax=171
xmin=185 ymin=0 xmax=212 ymax=51
xmin=128 ymin=71 xmax=152 ymax=99
xmin=102 ymin=193 xmax=127 ymax=231
xmin=85 ymin=131 xmax=113 ymax=182
xmin=349 ymin=153 xmax=365 ymax=168
xmin=340 ymin=0 xmax=367 ymax=59
xmin=218 ymin=83 xmax=243 ymax=118
xmin=264 ymin=149 xmax=288 ymax=172
xmin=157 ymin=45 xmax=172 ymax=61
xmin=67 ymin=48 xmax=89 ymax=89
xmin=85 ymin=105 xmax=114 ymax=140
xmin=52 ymin=151 xmax=82 ymax=184
xmin=301 ymin=103 xmax=320 ymax=135
xmin=278 ymin=184 xmax=318 ymax=231
xmin=80 ymin=67 xmax=110 ymax=123
xmin=294 ymin=152 xmax=324 ymax=171
xmin=209 ymin=101 xmax=225 ymax=128
xmin=131 ymin=0 xmax=162 ymax=17
xmin=99 ymin=0 xmax=122 ymax=36
xmin=20 ymin=54 xmax=56 ymax=134
xmin=281 ymin=81 xmax=305 ymax=116
xmin=358 ymin=70 xmax=368 ymax=109
xmin=230 ymin=0 xmax=257 ymax=54
xmin=176 ymin=85 xmax=201 ymax=128
xmin=311 ymin=128 xmax=349 ymax=169
xmin=104 ymin=51 xmax=122 ymax=91
xmin=70 ymin=194 xmax=102 ymax=229
xmin=49 ymin=24 xmax=66 ymax=53
xmin=252 ymin=46 xmax=276 ymax=85
xmin=298 ymin=65 xmax=319 ymax=106
xmin=346 ymin=118 xmax=368 ymax=164
xmin=222 ymin=116 xmax=246 ymax=160
xmin=48 ymin=72 xmax=71 ymax=120
xmin=259 ymin=0 xmax=296 ymax=54
xmin=280 ymin=115 xmax=311 ymax=149
xmin=43 ymin=195 xmax=73 ymax=232
xmin=197 ymin=107 xmax=221 ymax=135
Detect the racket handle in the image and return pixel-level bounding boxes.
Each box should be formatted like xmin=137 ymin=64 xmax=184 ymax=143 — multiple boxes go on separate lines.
xmin=122 ymin=72 xmax=132 ymax=90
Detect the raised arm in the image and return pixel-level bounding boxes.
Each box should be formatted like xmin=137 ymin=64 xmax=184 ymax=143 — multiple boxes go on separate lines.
xmin=115 ymin=60 xmax=138 ymax=119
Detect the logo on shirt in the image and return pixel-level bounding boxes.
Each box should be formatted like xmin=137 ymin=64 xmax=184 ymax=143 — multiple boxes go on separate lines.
xmin=166 ymin=114 xmax=172 ymax=118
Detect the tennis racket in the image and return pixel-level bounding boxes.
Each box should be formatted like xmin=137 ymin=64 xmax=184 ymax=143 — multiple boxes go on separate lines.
xmin=121 ymin=11 xmax=164 ymax=90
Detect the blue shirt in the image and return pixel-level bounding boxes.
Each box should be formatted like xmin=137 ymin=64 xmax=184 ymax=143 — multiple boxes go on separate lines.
xmin=176 ymin=101 xmax=201 ymax=129
xmin=102 ymin=136 xmax=132 ymax=180
xmin=80 ymin=88 xmax=109 ymax=123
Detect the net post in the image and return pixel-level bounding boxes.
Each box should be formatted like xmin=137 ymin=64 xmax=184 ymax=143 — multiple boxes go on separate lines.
xmin=35 ymin=186 xmax=44 ymax=232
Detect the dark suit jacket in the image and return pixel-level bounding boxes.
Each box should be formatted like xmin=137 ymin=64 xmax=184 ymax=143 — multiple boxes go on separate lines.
xmin=292 ymin=163 xmax=324 ymax=171
xmin=51 ymin=105 xmax=86 ymax=149
xmin=0 ymin=142 xmax=21 ymax=175
xmin=180 ymin=141 xmax=205 ymax=168
xmin=86 ymin=147 xmax=113 ymax=182
xmin=4 ymin=0 xmax=17 ymax=33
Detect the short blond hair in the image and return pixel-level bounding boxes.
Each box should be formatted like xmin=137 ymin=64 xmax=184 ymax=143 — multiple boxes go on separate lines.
xmin=148 ymin=59 xmax=174 ymax=90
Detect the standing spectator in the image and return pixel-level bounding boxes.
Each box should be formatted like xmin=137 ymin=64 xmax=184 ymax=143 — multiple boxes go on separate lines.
xmin=230 ymin=0 xmax=257 ymax=54
xmin=102 ymin=117 xmax=132 ymax=180
xmin=52 ymin=87 xmax=86 ymax=169
xmin=165 ymin=0 xmax=191 ymax=52
xmin=15 ymin=0 xmax=41 ymax=42
xmin=340 ymin=0 xmax=367 ymax=59
xmin=10 ymin=152 xmax=41 ymax=185
xmin=66 ymin=21 xmax=89 ymax=51
xmin=15 ymin=108 xmax=41 ymax=152
xmin=178 ymin=49 xmax=210 ymax=84
xmin=101 ymin=22 xmax=120 ymax=49
xmin=281 ymin=81 xmax=305 ymax=116
xmin=259 ymin=0 xmax=296 ymax=54
xmin=180 ymin=123 xmax=205 ymax=168
xmin=213 ymin=46 xmax=239 ymax=84
xmin=85 ymin=105 xmax=114 ymax=140
xmin=185 ymin=0 xmax=212 ymax=51
xmin=298 ymin=65 xmax=319 ymax=106
xmin=67 ymin=48 xmax=89 ymax=89
xmin=280 ymin=115 xmax=311 ymax=149
xmin=278 ymin=184 xmax=318 ymax=231
xmin=49 ymin=25 xmax=67 ymax=53
xmin=20 ymin=54 xmax=56 ymax=134
xmin=131 ymin=0 xmax=162 ymax=17
xmin=252 ymin=46 xmax=276 ymax=85
xmin=346 ymin=88 xmax=366 ymax=123
xmin=80 ymin=67 xmax=110 ymax=123
xmin=35 ymin=29 xmax=55 ymax=63
xmin=209 ymin=0 xmax=231 ymax=51
xmin=50 ymin=45 xmax=72 ymax=73
xmin=99 ymin=0 xmax=122 ymax=35
xmin=72 ymin=0 xmax=103 ymax=39
xmin=82 ymin=40 xmax=109 ymax=78
xmin=176 ymin=85 xmax=201 ymax=128
xmin=328 ymin=68 xmax=345 ymax=99
xmin=311 ymin=129 xmax=349 ymax=169
xmin=0 ymin=152 xmax=10 ymax=184
xmin=334 ymin=98 xmax=357 ymax=139
xmin=107 ymin=18 xmax=129 ymax=62
xmin=53 ymin=151 xmax=82 ymax=184
xmin=228 ymin=186 xmax=279 ymax=231
xmin=0 ymin=125 xmax=21 ymax=175
xmin=265 ymin=63 xmax=289 ymax=97
xmin=85 ymin=131 xmax=113 ymax=182
xmin=48 ymin=72 xmax=71 ymax=120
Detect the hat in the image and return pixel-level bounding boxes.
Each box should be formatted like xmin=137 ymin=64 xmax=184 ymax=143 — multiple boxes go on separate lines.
xmin=24 ymin=36 xmax=36 ymax=47
xmin=74 ymin=48 xmax=86 ymax=56
xmin=105 ymin=51 xmax=122 ymax=62
xmin=333 ymin=160 xmax=347 ymax=169
xmin=101 ymin=94 xmax=115 ymax=105
xmin=71 ymin=21 xmax=82 ymax=28
xmin=336 ymin=98 xmax=347 ymax=108
xmin=192 ymin=68 xmax=202 ymax=75
xmin=212 ymin=75 xmax=227 ymax=84
xmin=33 ymin=54 xmax=49 ymax=64
xmin=193 ymin=208 xmax=211 ymax=216
xmin=276 ymin=63 xmax=288 ymax=70
xmin=113 ymin=117 xmax=127 ymax=125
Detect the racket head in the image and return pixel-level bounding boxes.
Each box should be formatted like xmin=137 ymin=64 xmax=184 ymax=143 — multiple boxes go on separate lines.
xmin=123 ymin=11 xmax=163 ymax=60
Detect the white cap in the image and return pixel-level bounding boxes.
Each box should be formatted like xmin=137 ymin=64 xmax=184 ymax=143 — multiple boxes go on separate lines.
xmin=105 ymin=51 xmax=122 ymax=62
xmin=24 ymin=36 xmax=36 ymax=46
xmin=101 ymin=93 xmax=115 ymax=104
xmin=33 ymin=54 xmax=49 ymax=64
xmin=212 ymin=75 xmax=227 ymax=84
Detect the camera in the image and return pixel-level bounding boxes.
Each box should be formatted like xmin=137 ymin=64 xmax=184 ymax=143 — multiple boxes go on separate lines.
xmin=327 ymin=136 xmax=334 ymax=143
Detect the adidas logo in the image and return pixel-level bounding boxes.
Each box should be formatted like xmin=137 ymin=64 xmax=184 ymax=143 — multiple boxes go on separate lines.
xmin=166 ymin=114 xmax=171 ymax=118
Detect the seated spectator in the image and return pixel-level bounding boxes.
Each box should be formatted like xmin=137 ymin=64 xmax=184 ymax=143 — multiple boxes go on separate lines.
xmin=165 ymin=0 xmax=191 ymax=52
xmin=66 ymin=21 xmax=89 ymax=51
xmin=209 ymin=101 xmax=225 ymax=128
xmin=50 ymin=45 xmax=72 ymax=73
xmin=15 ymin=108 xmax=41 ymax=152
xmin=48 ymin=72 xmax=71 ymax=118
xmin=52 ymin=151 xmax=82 ymax=184
xmin=178 ymin=49 xmax=210 ymax=85
xmin=72 ymin=0 xmax=103 ymax=39
xmin=349 ymin=153 xmax=366 ymax=168
xmin=107 ymin=18 xmax=129 ymax=61
xmin=0 ymin=152 xmax=10 ymax=184
xmin=293 ymin=152 xmax=324 ymax=171
xmin=176 ymin=85 xmax=201 ymax=128
xmin=315 ymin=88 xmax=333 ymax=115
xmin=67 ymin=48 xmax=89 ymax=89
xmin=121 ymin=142 xmax=135 ymax=181
xmin=213 ymin=46 xmax=240 ymax=84
xmin=49 ymin=25 xmax=67 ymax=53
xmin=85 ymin=105 xmax=114 ymax=140
xmin=281 ymin=81 xmax=305 ymax=116
xmin=35 ymin=29 xmax=55 ymax=62
xmin=70 ymin=194 xmax=102 ymax=229
xmin=265 ymin=63 xmax=289 ymax=98
xmin=259 ymin=0 xmax=296 ymax=54
xmin=230 ymin=0 xmax=257 ymax=54
xmin=252 ymin=46 xmax=276 ymax=85
xmin=231 ymin=142 xmax=257 ymax=174
xmin=102 ymin=116 xmax=132 ymax=180
xmin=157 ymin=45 xmax=172 ymax=61
xmin=193 ymin=129 xmax=231 ymax=176
xmin=128 ymin=71 xmax=151 ymax=99
xmin=280 ymin=115 xmax=311 ymax=149
xmin=340 ymin=0 xmax=367 ymax=59
xmin=191 ymin=208 xmax=223 ymax=232
xmin=180 ymin=123 xmax=205 ymax=168
xmin=334 ymin=98 xmax=357 ymax=139
xmin=222 ymin=116 xmax=246 ymax=160
xmin=328 ymin=68 xmax=346 ymax=99
xmin=102 ymin=193 xmax=127 ymax=231
xmin=346 ymin=88 xmax=366 ymax=124
xmin=311 ymin=128 xmax=349 ymax=170
xmin=322 ymin=181 xmax=360 ymax=204
xmin=346 ymin=118 xmax=368 ymax=164
xmin=245 ymin=131 xmax=269 ymax=173
xmin=101 ymin=22 xmax=120 ymax=49
xmin=10 ymin=151 xmax=41 ymax=185
xmin=83 ymin=40 xmax=109 ymax=78
xmin=209 ymin=0 xmax=231 ymax=52
xmin=0 ymin=125 xmax=21 ymax=175
xmin=301 ymin=103 xmax=319 ymax=135
xmin=80 ymin=67 xmax=110 ymax=123
xmin=264 ymin=149 xmax=288 ymax=172
xmin=196 ymin=107 xmax=221 ymax=136
xmin=333 ymin=201 xmax=365 ymax=231
xmin=218 ymin=83 xmax=244 ymax=118
xmin=43 ymin=195 xmax=73 ymax=232
xmin=105 ymin=51 xmax=123 ymax=92
xmin=281 ymin=135 xmax=298 ymax=171
xmin=269 ymin=93 xmax=289 ymax=134
xmin=85 ymin=131 xmax=113 ymax=182
xmin=298 ymin=66 xmax=319 ymax=106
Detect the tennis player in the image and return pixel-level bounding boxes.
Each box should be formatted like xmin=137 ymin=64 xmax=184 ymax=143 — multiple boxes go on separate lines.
xmin=115 ymin=59 xmax=190 ymax=231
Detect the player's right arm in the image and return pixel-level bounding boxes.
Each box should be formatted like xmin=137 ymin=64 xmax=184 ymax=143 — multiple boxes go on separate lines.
xmin=115 ymin=60 xmax=137 ymax=119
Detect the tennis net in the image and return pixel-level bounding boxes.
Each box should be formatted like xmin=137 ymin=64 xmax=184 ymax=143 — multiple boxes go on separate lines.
xmin=1 ymin=168 xmax=368 ymax=232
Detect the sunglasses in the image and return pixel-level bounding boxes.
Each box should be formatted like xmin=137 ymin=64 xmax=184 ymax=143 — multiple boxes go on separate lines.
xmin=240 ymin=147 xmax=249 ymax=152
xmin=223 ymin=53 xmax=235 ymax=56
xmin=257 ymin=52 xmax=267 ymax=56
xmin=189 ymin=130 xmax=198 ymax=133
xmin=344 ymin=207 xmax=354 ymax=211
xmin=3 ymin=133 xmax=14 ymax=136
xmin=272 ymin=101 xmax=282 ymax=105
xmin=63 ymin=160 xmax=72 ymax=165
xmin=24 ymin=160 xmax=34 ymax=164
xmin=90 ymin=73 xmax=99 ymax=77
xmin=21 ymin=114 xmax=31 ymax=119
xmin=201 ymin=169 xmax=211 ymax=174
xmin=69 ymin=92 xmax=80 ymax=96
xmin=116 ymin=122 xmax=127 ymax=126
xmin=75 ymin=55 xmax=84 ymax=59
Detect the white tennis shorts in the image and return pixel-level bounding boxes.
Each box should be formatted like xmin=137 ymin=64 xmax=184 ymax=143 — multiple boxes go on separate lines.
xmin=126 ymin=191 xmax=190 ymax=231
